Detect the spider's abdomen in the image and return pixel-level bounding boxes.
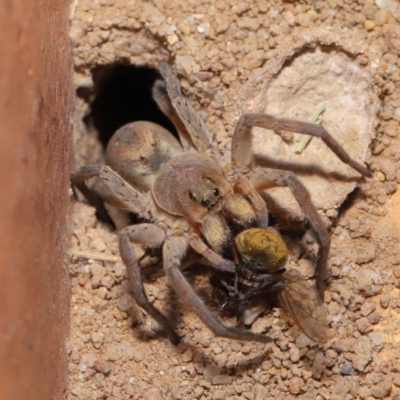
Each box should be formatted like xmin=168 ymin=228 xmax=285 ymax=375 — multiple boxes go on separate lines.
xmin=235 ymin=227 xmax=288 ymax=273
xmin=106 ymin=121 xmax=183 ymax=193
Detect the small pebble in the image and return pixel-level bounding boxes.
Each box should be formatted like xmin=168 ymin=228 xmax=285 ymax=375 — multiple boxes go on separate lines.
xmin=89 ymin=263 xmax=106 ymax=287
xmin=357 ymin=317 xmax=372 ymax=333
xmin=116 ymin=293 xmax=132 ymax=311
xmin=368 ymin=332 xmax=384 ymax=346
xmin=94 ymin=360 xmax=112 ymax=375
xmin=288 ymin=377 xmax=305 ymax=395
xmin=251 ymin=317 xmax=270 ymax=334
xmin=325 ymin=349 xmax=338 ymax=368
xmin=97 ymin=286 xmax=108 ymax=300
xmin=364 ymin=20 xmax=376 ymax=30
xmin=90 ymin=237 xmax=107 ymax=252
xmin=182 ymin=349 xmax=193 ymax=362
xmin=295 ymin=334 xmax=311 ymax=349
xmin=339 ymin=363 xmax=355 ymax=375
xmin=312 ymin=353 xmax=325 ymax=380
xmin=371 ymin=385 xmax=388 ymax=399
xmin=200 ymin=380 xmax=211 ymax=389
xmin=170 ymin=388 xmax=182 ymax=399
xmin=361 ymin=301 xmax=376 ymax=317
xmin=91 ymin=331 xmax=104 ymax=349
xmin=114 ymin=262 xmax=126 ymax=277
xmin=106 ymin=344 xmax=121 ymax=361
xmin=120 ymin=342 xmax=135 ymax=360
xmin=349 ymin=378 xmax=359 ymax=397
xmin=289 ymin=346 xmax=301 ymax=363
xmin=203 ymin=365 xmax=221 ymax=382
xmin=368 ymin=312 xmax=381 ymax=324
xmin=380 ymin=291 xmax=390 ymax=308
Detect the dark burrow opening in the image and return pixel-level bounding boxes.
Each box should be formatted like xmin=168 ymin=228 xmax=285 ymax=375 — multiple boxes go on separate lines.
xmin=78 ymin=63 xmax=178 ymax=147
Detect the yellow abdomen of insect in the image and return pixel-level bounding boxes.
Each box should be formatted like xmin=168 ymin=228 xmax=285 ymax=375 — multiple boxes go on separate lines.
xmin=235 ymin=227 xmax=288 ymax=273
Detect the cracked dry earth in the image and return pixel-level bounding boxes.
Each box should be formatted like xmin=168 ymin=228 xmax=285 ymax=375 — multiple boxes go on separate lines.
xmin=68 ymin=0 xmax=400 ymax=399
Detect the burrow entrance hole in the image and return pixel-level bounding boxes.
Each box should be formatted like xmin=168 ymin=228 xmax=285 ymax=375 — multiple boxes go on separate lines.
xmin=78 ymin=63 xmax=178 ymax=148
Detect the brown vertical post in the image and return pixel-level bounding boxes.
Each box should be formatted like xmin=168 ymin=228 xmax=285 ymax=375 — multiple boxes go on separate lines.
xmin=0 ymin=0 xmax=71 ymax=399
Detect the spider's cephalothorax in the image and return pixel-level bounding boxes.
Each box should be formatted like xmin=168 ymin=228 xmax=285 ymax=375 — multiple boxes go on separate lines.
xmin=72 ymin=63 xmax=370 ymax=345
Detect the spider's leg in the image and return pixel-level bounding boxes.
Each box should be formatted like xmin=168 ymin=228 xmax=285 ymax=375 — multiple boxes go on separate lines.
xmin=119 ymin=224 xmax=181 ymax=345
xmin=234 ymin=175 xmax=269 ymax=228
xmin=164 ymin=235 xmax=273 ymax=343
xmin=188 ymin=231 xmax=236 ymax=273
xmin=249 ymin=169 xmax=330 ymax=296
xmin=152 ymin=79 xmax=192 ymax=151
xmin=232 ymin=113 xmax=371 ymax=177
xmin=71 ymin=164 xmax=148 ymax=219
xmin=158 ymin=62 xmax=218 ymax=156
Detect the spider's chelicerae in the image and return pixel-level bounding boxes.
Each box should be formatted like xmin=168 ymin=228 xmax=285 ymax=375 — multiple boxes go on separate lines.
xmin=72 ymin=62 xmax=371 ymax=345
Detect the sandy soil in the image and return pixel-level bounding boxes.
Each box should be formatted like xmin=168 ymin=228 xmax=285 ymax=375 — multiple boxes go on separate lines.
xmin=68 ymin=0 xmax=400 ymax=399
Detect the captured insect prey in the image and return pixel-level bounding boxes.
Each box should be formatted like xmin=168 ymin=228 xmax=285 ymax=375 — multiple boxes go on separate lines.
xmin=211 ymin=227 xmax=331 ymax=343
xmin=72 ymin=63 xmax=369 ymax=345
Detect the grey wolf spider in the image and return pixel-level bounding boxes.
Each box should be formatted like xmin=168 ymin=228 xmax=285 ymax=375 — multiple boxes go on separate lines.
xmin=72 ymin=62 xmax=371 ymax=345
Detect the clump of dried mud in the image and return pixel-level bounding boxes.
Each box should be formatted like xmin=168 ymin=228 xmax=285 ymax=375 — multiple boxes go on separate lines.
xmin=69 ymin=1 xmax=400 ymax=399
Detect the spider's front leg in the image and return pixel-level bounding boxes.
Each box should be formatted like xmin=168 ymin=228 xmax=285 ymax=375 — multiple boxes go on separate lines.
xmin=249 ymin=168 xmax=330 ymax=295
xmin=119 ymin=224 xmax=181 ymax=345
xmin=163 ymin=235 xmax=273 ymax=343
xmin=232 ymin=113 xmax=372 ymax=177
xmin=233 ymin=176 xmax=269 ymax=228
xmin=188 ymin=231 xmax=236 ymax=273
xmin=152 ymin=78 xmax=192 ymax=152
xmin=156 ymin=62 xmax=212 ymax=153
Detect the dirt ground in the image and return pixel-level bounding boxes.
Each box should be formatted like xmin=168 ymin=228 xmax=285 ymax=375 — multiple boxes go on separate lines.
xmin=68 ymin=0 xmax=400 ymax=399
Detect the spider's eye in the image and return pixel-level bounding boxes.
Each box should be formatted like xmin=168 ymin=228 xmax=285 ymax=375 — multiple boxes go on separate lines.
xmin=201 ymin=199 xmax=211 ymax=208
xmin=213 ymin=188 xmax=220 ymax=197
xmin=189 ymin=192 xmax=197 ymax=201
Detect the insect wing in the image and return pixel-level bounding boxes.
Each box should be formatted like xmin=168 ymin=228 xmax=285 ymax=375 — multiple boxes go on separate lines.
xmin=278 ymin=270 xmax=331 ymax=343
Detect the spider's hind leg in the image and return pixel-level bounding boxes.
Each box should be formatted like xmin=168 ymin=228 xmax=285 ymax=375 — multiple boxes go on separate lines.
xmin=71 ymin=164 xmax=149 ymax=224
xmin=119 ymin=223 xmax=181 ymax=345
